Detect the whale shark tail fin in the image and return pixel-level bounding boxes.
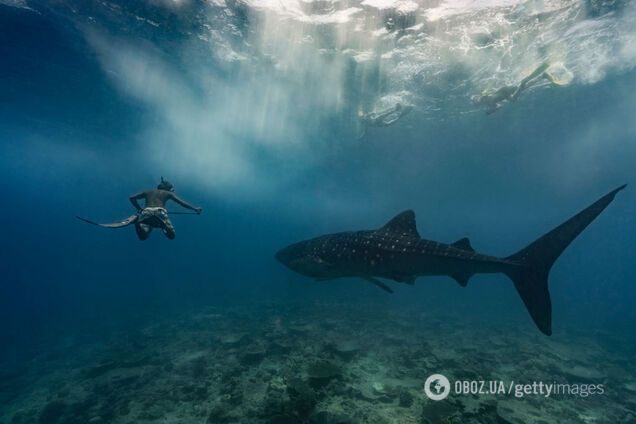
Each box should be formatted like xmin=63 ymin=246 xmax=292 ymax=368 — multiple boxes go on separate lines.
xmin=504 ymin=185 xmax=626 ymax=335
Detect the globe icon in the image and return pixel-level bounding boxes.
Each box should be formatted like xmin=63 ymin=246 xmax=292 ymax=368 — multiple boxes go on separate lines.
xmin=424 ymin=374 xmax=450 ymax=401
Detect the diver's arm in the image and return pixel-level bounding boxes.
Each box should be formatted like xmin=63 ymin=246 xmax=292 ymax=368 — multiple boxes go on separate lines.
xmin=375 ymin=104 xmax=400 ymax=121
xmin=510 ymin=86 xmax=522 ymax=101
xmin=170 ymin=194 xmax=202 ymax=214
xmin=357 ymin=125 xmax=366 ymax=140
xmin=485 ymin=104 xmax=502 ymax=115
xmin=129 ymin=192 xmax=146 ymax=212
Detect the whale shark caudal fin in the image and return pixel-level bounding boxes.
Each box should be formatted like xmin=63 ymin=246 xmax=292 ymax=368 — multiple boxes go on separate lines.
xmin=504 ymin=185 xmax=626 ymax=336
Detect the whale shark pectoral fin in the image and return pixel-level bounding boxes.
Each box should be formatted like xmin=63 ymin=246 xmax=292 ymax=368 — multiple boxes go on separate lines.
xmin=450 ymin=272 xmax=472 ymax=287
xmin=451 ymin=237 xmax=474 ymax=252
xmin=361 ymin=277 xmax=394 ymax=294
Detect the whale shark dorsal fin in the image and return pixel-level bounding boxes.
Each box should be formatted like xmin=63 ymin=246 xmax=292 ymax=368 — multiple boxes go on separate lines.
xmin=451 ymin=237 xmax=474 ymax=252
xmin=380 ymin=210 xmax=420 ymax=238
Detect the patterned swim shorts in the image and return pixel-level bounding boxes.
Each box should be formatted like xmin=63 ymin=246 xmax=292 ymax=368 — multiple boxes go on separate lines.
xmin=138 ymin=207 xmax=175 ymax=234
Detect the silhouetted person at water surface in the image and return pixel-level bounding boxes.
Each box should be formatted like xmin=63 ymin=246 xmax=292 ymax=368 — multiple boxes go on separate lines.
xmin=129 ymin=177 xmax=202 ymax=240
xmin=473 ymin=62 xmax=563 ymax=114
xmin=357 ymin=102 xmax=413 ymax=138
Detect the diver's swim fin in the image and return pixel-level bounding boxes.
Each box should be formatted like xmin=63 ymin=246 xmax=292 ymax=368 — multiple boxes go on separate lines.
xmin=76 ymin=214 xmax=138 ymax=228
xmin=504 ymin=185 xmax=626 ymax=335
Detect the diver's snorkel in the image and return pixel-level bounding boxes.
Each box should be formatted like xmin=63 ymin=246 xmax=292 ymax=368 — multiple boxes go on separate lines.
xmin=158 ymin=176 xmax=175 ymax=192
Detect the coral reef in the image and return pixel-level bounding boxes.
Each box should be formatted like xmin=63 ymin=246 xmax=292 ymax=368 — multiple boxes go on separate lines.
xmin=0 ymin=304 xmax=634 ymax=423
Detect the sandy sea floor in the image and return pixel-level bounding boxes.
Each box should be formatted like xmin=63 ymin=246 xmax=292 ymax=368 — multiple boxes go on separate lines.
xmin=1 ymin=303 xmax=635 ymax=424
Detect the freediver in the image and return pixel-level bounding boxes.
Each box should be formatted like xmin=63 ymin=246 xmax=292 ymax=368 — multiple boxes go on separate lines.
xmin=129 ymin=177 xmax=203 ymax=240
xmin=473 ymin=62 xmax=560 ymax=115
xmin=357 ymin=102 xmax=413 ymax=138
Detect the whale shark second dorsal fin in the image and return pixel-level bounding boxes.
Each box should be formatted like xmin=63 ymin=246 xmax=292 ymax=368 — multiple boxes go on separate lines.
xmin=451 ymin=237 xmax=474 ymax=252
xmin=380 ymin=210 xmax=420 ymax=238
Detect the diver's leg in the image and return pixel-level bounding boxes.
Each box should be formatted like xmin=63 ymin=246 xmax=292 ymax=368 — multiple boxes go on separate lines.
xmin=514 ymin=62 xmax=551 ymax=100
xmin=520 ymin=62 xmax=550 ymax=86
xmin=357 ymin=123 xmax=366 ymax=139
xmin=162 ymin=219 xmax=176 ymax=240
xmin=544 ymin=71 xmax=558 ymax=85
xmin=164 ymin=229 xmax=176 ymax=240
xmin=135 ymin=222 xmax=152 ymax=240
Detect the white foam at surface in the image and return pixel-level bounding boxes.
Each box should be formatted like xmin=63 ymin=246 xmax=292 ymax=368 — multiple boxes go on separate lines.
xmin=424 ymin=0 xmax=526 ymax=21
xmin=75 ymin=0 xmax=636 ymax=204
xmin=361 ymin=0 xmax=419 ymax=13
xmin=0 ymin=0 xmax=31 ymax=10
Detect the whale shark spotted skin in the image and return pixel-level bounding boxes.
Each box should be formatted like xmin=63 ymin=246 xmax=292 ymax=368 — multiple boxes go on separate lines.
xmin=275 ymin=185 xmax=626 ymax=335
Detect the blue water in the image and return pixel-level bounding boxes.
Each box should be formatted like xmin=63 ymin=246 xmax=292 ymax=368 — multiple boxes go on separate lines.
xmin=1 ymin=1 xmax=636 ymax=423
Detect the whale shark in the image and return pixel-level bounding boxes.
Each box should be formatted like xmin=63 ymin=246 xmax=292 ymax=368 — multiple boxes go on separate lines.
xmin=275 ymin=185 xmax=626 ymax=335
